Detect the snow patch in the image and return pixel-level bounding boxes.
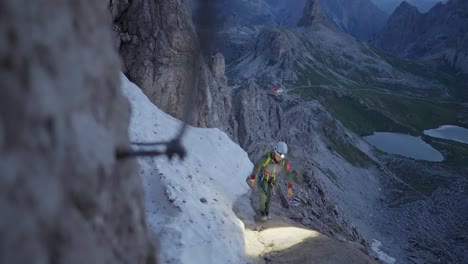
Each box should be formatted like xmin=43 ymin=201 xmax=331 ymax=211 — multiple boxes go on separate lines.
xmin=120 ymin=73 xmax=253 ymax=264
xmin=371 ymin=239 xmax=396 ymax=264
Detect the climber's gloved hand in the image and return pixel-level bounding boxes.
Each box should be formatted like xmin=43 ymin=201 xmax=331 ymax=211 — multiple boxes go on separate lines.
xmin=249 ymin=175 xmax=256 ymax=188
xmin=288 ymin=184 xmax=292 ymax=198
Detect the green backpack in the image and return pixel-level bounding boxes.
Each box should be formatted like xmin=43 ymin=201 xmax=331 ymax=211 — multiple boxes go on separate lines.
xmin=259 ymin=150 xmax=286 ymax=183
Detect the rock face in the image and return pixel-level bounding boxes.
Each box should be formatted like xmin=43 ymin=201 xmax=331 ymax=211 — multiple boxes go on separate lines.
xmin=218 ymin=0 xmax=387 ymax=64
xmin=280 ymin=101 xmax=382 ymax=245
xmin=110 ymin=0 xmax=131 ymax=20
xmin=298 ymin=0 xmax=320 ymax=27
xmin=231 ymin=81 xmax=377 ymax=246
xmin=266 ymin=0 xmax=308 ymax=26
xmin=372 ymin=0 xmax=444 ymax=14
xmin=206 ymin=53 xmax=237 ymax=137
xmin=219 ymin=0 xmax=276 ymax=28
xmin=231 ymin=20 xmax=444 ymax=99
xmin=227 ymin=6 xmax=467 ymax=262
xmin=231 ymin=80 xmax=284 ymax=154
xmin=229 ymin=25 xmax=310 ymax=84
xmin=114 ymin=0 xmax=232 ymax=130
xmin=218 ymin=26 xmax=262 ymax=64
xmin=214 ymin=0 xmax=305 ymax=63
xmin=373 ymin=2 xmax=426 ymax=54
xmin=319 ymin=0 xmax=389 ymax=40
xmin=210 ymin=53 xmax=226 ymax=79
xmin=373 ymin=0 xmax=468 ymax=73
xmin=218 ymin=0 xmax=388 ymax=62
xmin=297 ymin=0 xmax=338 ymax=29
xmin=0 ymin=1 xmax=155 ymax=264
xmin=376 ymin=153 xmax=468 ymax=263
xmin=115 ymin=0 xmax=204 ymax=125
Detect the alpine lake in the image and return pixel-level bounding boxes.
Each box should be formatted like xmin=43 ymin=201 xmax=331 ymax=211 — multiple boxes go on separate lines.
xmin=363 ymin=125 xmax=468 ymax=162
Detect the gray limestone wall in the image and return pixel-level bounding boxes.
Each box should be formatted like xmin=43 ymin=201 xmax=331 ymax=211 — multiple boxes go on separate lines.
xmin=0 ymin=1 xmax=156 ymax=263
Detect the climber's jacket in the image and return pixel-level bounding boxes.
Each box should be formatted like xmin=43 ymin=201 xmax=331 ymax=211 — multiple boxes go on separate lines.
xmin=250 ymin=150 xmax=293 ymax=191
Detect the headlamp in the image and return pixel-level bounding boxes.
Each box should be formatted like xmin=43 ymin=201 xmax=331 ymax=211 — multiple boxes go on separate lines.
xmin=275 ymin=150 xmax=285 ymax=159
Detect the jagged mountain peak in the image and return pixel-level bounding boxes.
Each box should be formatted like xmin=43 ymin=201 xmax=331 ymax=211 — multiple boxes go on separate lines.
xmin=319 ymin=0 xmax=389 ymax=40
xmin=393 ymin=1 xmax=421 ymax=15
xmin=297 ymin=0 xmax=337 ymax=29
xmin=372 ymin=0 xmax=468 ymax=73
xmin=298 ymin=0 xmax=320 ymax=27
xmin=229 ymin=25 xmax=307 ymax=82
xmin=377 ymin=0 xmax=423 ymax=44
xmin=231 ymin=20 xmax=445 ymax=98
xmin=371 ymin=0 xmax=445 ymax=14
xmin=218 ymin=0 xmax=391 ymax=65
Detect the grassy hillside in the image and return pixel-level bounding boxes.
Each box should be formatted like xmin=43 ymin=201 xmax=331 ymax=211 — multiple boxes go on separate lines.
xmin=291 ymin=84 xmax=468 ymax=136
xmin=289 ymin=41 xmax=468 ymax=137
xmin=232 ymin=24 xmax=468 ymax=168
xmin=288 ymin=43 xmax=468 ymax=169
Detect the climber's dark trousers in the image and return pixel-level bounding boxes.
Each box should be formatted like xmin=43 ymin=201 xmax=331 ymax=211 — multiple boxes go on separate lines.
xmin=258 ymin=180 xmax=272 ymax=214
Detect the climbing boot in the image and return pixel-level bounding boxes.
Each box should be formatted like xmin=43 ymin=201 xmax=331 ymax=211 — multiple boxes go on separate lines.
xmin=260 ymin=211 xmax=268 ymax=221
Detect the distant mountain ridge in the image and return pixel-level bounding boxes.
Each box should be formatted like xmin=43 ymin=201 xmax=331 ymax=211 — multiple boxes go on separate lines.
xmin=372 ymin=0 xmax=468 ymax=73
xmin=216 ymin=0 xmax=390 ymax=64
xmin=319 ymin=0 xmax=389 ymax=40
xmin=371 ymin=0 xmax=446 ymax=14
